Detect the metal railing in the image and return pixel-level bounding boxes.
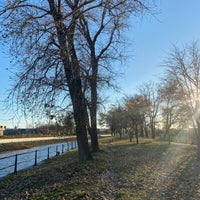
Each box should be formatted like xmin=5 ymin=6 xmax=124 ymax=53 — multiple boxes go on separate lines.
xmin=0 ymin=140 xmax=77 ymax=178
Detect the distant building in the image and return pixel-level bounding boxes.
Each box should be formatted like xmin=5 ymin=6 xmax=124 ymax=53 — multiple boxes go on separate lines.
xmin=0 ymin=125 xmax=6 ymax=136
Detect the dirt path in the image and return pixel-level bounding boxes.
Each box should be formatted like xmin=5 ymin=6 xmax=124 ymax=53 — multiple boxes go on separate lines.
xmin=100 ymin=144 xmax=119 ymax=199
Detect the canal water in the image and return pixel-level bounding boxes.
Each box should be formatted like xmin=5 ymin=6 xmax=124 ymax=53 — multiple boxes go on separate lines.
xmin=0 ymin=140 xmax=77 ymax=179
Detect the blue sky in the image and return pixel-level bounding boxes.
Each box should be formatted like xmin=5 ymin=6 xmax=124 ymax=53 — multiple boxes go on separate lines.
xmin=1 ymin=0 xmax=200 ymax=128
xmin=115 ymin=0 xmax=200 ymax=97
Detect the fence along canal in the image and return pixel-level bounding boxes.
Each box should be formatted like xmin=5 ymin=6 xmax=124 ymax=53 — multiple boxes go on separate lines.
xmin=0 ymin=140 xmax=77 ymax=178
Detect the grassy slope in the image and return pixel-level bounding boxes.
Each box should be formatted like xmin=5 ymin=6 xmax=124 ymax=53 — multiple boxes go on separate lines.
xmin=0 ymin=137 xmax=200 ymax=199
xmin=0 ymin=138 xmax=73 ymax=154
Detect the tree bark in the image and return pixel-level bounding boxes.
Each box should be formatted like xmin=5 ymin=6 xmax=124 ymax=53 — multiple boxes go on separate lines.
xmin=88 ymin=49 xmax=99 ymax=152
xmin=135 ymin=125 xmax=139 ymax=144
xmin=89 ymin=78 xmax=99 ymax=152
xmin=66 ymin=71 xmax=93 ymax=161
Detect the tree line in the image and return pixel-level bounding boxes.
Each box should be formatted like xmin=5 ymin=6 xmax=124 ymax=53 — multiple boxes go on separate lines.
xmin=100 ymin=41 xmax=200 ymax=159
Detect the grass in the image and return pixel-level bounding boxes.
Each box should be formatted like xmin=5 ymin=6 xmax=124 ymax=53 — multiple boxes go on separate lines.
xmin=0 ymin=137 xmax=200 ymax=199
xmin=0 ymin=138 xmax=74 ymax=153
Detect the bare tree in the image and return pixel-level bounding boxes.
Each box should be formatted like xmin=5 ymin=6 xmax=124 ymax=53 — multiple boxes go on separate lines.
xmin=137 ymin=81 xmax=162 ymax=138
xmin=0 ymin=0 xmax=94 ymax=160
xmin=104 ymin=105 xmax=126 ymax=138
xmin=0 ymin=0 xmax=154 ymax=160
xmin=159 ymin=78 xmax=189 ymax=143
xmin=77 ymin=0 xmax=151 ymax=151
xmin=163 ymin=41 xmax=200 ymax=158
xmin=124 ymin=94 xmax=149 ymax=144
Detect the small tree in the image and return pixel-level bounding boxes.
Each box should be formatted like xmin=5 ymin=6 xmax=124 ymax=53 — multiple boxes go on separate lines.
xmin=124 ymin=95 xmax=149 ymax=144
xmin=159 ymin=78 xmax=189 ymax=143
xmin=56 ymin=112 xmax=75 ymax=135
xmin=107 ymin=106 xmax=125 ymax=138
xmin=137 ymin=81 xmax=162 ymax=138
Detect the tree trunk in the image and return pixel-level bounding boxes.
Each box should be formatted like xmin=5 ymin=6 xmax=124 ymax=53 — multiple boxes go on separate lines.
xmin=151 ymin=119 xmax=155 ymax=139
xmin=89 ymin=79 xmax=99 ymax=152
xmin=135 ymin=125 xmax=139 ymax=144
xmin=129 ymin=132 xmax=133 ymax=142
xmin=85 ymin=108 xmax=99 ymax=152
xmin=119 ymin=131 xmax=122 ymax=140
xmin=70 ymin=79 xmax=93 ymax=161
xmin=89 ymin=56 xmax=99 ymax=152
xmin=168 ymin=131 xmax=171 ymax=144
xmin=87 ymin=108 xmax=99 ymax=152
xmin=164 ymin=127 xmax=170 ymax=144
xmin=89 ymin=127 xmax=99 ymax=152
xmin=144 ymin=126 xmax=149 ymax=138
xmin=75 ymin=113 xmax=92 ymax=161
xmin=140 ymin=125 xmax=144 ymax=137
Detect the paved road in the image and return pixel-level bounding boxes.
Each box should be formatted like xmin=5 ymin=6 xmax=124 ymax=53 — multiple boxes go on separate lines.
xmin=0 ymin=136 xmax=73 ymax=144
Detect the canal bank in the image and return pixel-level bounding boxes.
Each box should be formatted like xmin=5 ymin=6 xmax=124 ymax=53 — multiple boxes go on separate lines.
xmin=0 ymin=140 xmax=78 ymax=178
xmin=0 ymin=136 xmax=76 ymax=154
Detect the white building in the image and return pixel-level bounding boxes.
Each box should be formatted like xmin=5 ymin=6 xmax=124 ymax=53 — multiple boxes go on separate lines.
xmin=0 ymin=125 xmax=6 ymax=136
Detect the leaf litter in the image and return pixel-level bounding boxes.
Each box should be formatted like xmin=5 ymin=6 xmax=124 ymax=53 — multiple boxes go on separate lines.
xmin=0 ymin=139 xmax=200 ymax=199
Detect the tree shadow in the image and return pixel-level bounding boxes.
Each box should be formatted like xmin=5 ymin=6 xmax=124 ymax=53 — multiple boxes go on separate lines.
xmin=151 ymin=145 xmax=200 ymax=200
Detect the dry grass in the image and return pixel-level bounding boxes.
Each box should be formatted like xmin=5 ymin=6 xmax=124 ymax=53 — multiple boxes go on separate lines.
xmin=0 ymin=139 xmax=72 ymax=154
